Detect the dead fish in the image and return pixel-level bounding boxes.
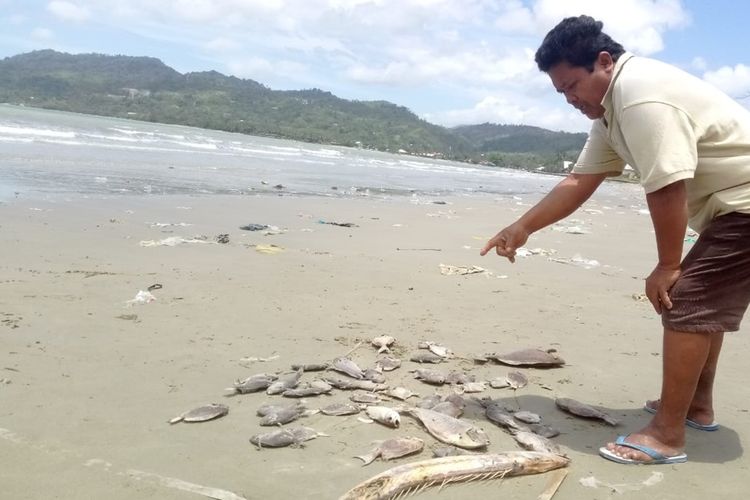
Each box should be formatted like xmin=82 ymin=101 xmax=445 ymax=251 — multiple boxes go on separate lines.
xmin=228 ymin=373 xmax=278 ymax=394
xmin=331 ymin=357 xmax=366 ymax=379
xmin=323 ymin=377 xmax=387 ymax=392
xmin=169 ymin=403 xmax=229 ymax=424
xmin=514 ymin=411 xmax=542 ymax=424
xmin=487 ymin=348 xmax=565 ymax=367
xmin=321 ymin=402 xmax=362 ymax=416
xmin=282 ymin=380 xmax=333 ymax=397
xmin=290 ymin=362 xmax=330 ymax=372
xmin=444 ymin=394 xmax=466 ymax=410
xmin=375 ymin=356 xmax=401 ymax=372
xmin=362 ymin=368 xmax=386 ymax=384
xmin=405 ymin=407 xmax=489 ymax=449
xmin=528 ymin=423 xmax=560 ymax=438
xmin=355 ymin=437 xmax=424 ymax=466
xmin=475 ymin=398 xmax=527 ymax=432
xmin=371 ymin=335 xmax=396 ymax=354
xmin=412 ymin=368 xmax=446 ymax=385
xmin=250 ymin=426 xmax=324 ymax=448
xmin=417 ymin=393 xmax=443 ymax=409
xmin=258 ymin=402 xmax=307 ymax=426
xmin=506 ymin=371 xmax=528 ymax=389
xmin=511 ymin=430 xmax=563 ymax=455
xmin=430 ymin=401 xmax=463 ymax=418
xmin=350 ymin=392 xmax=382 ymax=404
xmin=339 ymin=451 xmax=570 ymax=500
xmin=455 ymin=381 xmax=486 ymax=394
xmin=445 ymin=371 xmax=476 ymax=385
xmin=365 ymin=406 xmax=401 ymax=428
xmin=385 ymin=386 xmax=418 ymax=401
xmin=266 ymin=368 xmax=303 ymax=395
xmin=427 ymin=343 xmax=453 ymax=359
xmin=471 ymin=353 xmax=490 ymax=364
xmin=555 ymin=397 xmax=619 ymax=426
xmin=409 ymin=351 xmax=444 ymax=364
xmin=488 ymin=377 xmax=510 ymax=389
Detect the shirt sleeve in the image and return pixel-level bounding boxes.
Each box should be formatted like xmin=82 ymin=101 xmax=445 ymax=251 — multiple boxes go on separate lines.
xmin=619 ymin=101 xmax=697 ymax=193
xmin=573 ymin=120 xmax=626 ymax=176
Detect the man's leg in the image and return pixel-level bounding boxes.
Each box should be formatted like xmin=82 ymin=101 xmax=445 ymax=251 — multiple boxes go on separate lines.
xmin=604 ymin=328 xmax=711 ymax=461
xmin=645 ymin=332 xmax=723 ymax=426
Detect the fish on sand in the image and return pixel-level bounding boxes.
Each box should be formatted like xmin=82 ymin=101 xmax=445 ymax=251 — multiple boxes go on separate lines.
xmin=339 ymin=451 xmax=570 ymax=500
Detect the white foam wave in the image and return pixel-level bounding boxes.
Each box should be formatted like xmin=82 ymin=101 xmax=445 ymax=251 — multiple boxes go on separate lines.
xmin=0 ymin=124 xmax=76 ymax=139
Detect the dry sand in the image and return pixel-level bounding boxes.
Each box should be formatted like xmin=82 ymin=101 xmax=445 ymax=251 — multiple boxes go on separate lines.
xmin=0 ymin=188 xmax=747 ymax=499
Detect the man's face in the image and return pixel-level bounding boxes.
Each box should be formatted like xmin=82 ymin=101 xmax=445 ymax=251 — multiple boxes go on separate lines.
xmin=548 ymin=52 xmax=614 ymax=120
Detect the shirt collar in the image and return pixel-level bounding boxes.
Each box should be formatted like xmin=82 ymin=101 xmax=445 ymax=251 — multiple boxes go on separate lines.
xmin=601 ymin=52 xmax=635 ymax=127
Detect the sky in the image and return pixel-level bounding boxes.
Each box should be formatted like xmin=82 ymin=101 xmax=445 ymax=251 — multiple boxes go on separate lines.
xmin=1 ymin=0 xmax=749 ymax=133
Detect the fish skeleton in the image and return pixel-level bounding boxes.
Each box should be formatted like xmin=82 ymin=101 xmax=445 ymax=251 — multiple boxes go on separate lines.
xmin=339 ymin=451 xmax=570 ymax=500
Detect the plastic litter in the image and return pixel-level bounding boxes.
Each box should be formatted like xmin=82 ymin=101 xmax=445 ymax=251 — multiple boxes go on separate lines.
xmin=127 ymin=290 xmax=156 ymax=306
xmin=439 ymin=264 xmax=486 ymax=276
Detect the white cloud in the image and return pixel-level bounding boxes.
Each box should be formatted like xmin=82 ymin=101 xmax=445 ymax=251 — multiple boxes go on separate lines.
xmin=227 ymin=56 xmax=310 ymax=85
xmin=39 ymin=0 xmax=695 ymax=128
xmin=47 ymin=1 xmax=91 ymax=22
xmin=425 ymin=94 xmax=591 ymax=132
xmin=31 ymin=27 xmax=55 ymax=41
xmin=703 ymin=64 xmax=750 ymax=99
xmin=691 ymin=57 xmax=707 ymax=71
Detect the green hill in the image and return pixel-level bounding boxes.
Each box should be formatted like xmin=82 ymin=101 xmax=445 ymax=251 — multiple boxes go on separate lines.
xmin=0 ymin=49 xmax=585 ymax=169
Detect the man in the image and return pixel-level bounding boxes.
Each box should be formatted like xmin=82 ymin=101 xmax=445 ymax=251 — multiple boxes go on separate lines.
xmin=480 ymin=15 xmax=750 ymax=465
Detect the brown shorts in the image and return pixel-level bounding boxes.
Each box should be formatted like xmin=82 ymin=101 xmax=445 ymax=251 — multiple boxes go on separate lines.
xmin=662 ymin=212 xmax=750 ymax=333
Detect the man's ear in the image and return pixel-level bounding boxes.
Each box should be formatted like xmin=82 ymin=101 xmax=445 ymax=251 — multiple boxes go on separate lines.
xmin=597 ymin=51 xmax=614 ymax=71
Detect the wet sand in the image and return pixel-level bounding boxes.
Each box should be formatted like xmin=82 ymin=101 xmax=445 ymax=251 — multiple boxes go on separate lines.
xmin=0 ymin=189 xmax=747 ymax=499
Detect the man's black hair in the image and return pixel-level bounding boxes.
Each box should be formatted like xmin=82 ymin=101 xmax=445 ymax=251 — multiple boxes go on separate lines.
xmin=535 ymin=15 xmax=625 ymax=72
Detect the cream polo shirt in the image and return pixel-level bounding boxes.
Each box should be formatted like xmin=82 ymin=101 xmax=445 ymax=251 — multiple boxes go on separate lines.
xmin=574 ymin=52 xmax=750 ymax=232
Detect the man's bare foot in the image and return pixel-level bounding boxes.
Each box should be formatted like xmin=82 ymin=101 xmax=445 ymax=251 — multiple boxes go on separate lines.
xmin=645 ymin=399 xmax=716 ymax=428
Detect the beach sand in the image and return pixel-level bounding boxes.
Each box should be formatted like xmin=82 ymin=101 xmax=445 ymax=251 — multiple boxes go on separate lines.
xmin=1 ymin=188 xmax=747 ymax=499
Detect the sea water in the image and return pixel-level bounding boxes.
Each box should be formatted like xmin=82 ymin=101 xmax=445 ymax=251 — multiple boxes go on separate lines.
xmin=0 ymin=104 xmax=631 ymax=202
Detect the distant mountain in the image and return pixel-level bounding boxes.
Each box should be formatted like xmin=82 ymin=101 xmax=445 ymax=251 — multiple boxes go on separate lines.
xmin=452 ymin=123 xmax=586 ymax=154
xmin=0 ymin=50 xmax=584 ymax=169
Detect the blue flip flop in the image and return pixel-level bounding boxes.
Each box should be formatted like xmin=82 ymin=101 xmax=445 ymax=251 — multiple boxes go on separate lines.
xmin=643 ymin=403 xmax=720 ymax=431
xmin=599 ymin=435 xmax=688 ymax=465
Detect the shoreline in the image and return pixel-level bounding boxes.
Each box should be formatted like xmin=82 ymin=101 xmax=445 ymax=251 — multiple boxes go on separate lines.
xmin=1 ymin=191 xmax=747 ymax=499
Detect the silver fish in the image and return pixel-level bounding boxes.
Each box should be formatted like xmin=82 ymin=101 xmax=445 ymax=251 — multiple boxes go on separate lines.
xmin=282 ymin=379 xmax=333 ymax=398
xmin=259 ymin=403 xmax=307 ymax=426
xmin=488 ymin=348 xmax=565 ymax=367
xmin=511 ymin=430 xmax=563 ymax=455
xmin=355 ymin=437 xmax=424 ymax=466
xmin=375 ymin=356 xmax=402 ymax=372
xmin=229 ymin=373 xmax=278 ymax=394
xmin=365 ymin=406 xmax=400 ymax=428
xmin=445 ymin=371 xmax=476 ymax=385
xmin=266 ymin=368 xmax=303 ymax=395
xmin=339 ymin=452 xmax=570 ymax=500
xmin=555 ymin=397 xmax=619 ymax=426
xmin=430 ymin=401 xmax=463 ymax=418
xmin=409 ymin=351 xmax=444 ymax=364
xmin=412 ymin=368 xmax=446 ymax=385
xmin=290 ymin=362 xmax=329 ymax=372
xmin=331 ymin=357 xmax=366 ymax=379
xmin=363 ymin=368 xmax=386 ymax=384
xmin=169 ymin=403 xmax=228 ymax=424
xmin=250 ymin=426 xmax=324 ymax=448
xmin=324 ymin=377 xmax=387 ymax=392
xmin=514 ymin=410 xmax=542 ymax=424
xmin=321 ymin=402 xmax=362 ymax=416
xmin=405 ymin=407 xmax=489 ymax=449
xmin=506 ymin=370 xmax=528 ymax=389
xmin=350 ymin=392 xmax=382 ymax=404
xmin=385 ymin=386 xmax=419 ymax=401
